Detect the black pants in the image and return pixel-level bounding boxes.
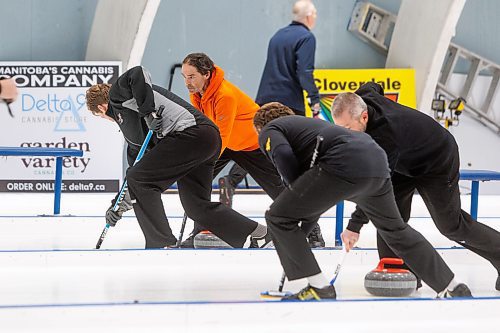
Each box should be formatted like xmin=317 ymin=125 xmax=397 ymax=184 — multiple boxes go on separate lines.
xmin=214 ymin=148 xmax=284 ymax=198
xmin=266 ymin=166 xmax=454 ymax=293
xmin=224 ymin=163 xmax=248 ymax=188
xmin=374 ymin=152 xmax=500 ymax=274
xmin=190 ymin=147 xmax=285 ymax=235
xmin=223 ymin=104 xmax=305 ymax=188
xmin=126 ymin=124 xmax=258 ymax=248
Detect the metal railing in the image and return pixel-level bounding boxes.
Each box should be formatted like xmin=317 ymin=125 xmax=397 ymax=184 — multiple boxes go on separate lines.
xmin=348 ymin=2 xmax=500 ymax=135
xmin=437 ymin=43 xmax=500 ymax=134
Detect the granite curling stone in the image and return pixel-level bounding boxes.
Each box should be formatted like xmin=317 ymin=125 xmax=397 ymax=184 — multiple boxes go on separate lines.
xmin=194 ymin=230 xmax=232 ymax=249
xmin=364 ymin=258 xmax=417 ymax=297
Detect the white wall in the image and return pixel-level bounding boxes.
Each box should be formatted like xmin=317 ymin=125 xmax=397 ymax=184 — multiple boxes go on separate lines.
xmin=386 ymin=0 xmax=465 ymax=114
xmin=85 ymin=0 xmax=160 ymax=70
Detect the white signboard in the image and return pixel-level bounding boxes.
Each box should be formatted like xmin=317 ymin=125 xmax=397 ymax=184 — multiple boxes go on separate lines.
xmin=0 ymin=61 xmax=123 ymax=192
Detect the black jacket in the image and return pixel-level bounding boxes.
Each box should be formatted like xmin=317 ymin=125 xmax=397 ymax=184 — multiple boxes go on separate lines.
xmin=106 ymin=66 xmax=215 ymax=165
xmin=346 ymin=83 xmax=459 ymax=233
xmin=357 ymin=82 xmax=457 ymax=177
xmin=259 ymin=116 xmax=389 ymax=186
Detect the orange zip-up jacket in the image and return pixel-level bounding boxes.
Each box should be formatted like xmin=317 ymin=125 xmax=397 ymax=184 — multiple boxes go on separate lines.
xmin=190 ymin=66 xmax=260 ymax=154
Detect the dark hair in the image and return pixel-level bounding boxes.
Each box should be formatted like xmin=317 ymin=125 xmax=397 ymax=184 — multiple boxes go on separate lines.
xmin=182 ymin=53 xmax=215 ymax=76
xmin=253 ymin=102 xmax=295 ymax=130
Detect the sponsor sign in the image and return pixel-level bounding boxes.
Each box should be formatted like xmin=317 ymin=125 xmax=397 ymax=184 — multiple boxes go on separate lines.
xmin=306 ymin=68 xmax=416 ymax=121
xmin=0 ymin=62 xmax=123 ymax=192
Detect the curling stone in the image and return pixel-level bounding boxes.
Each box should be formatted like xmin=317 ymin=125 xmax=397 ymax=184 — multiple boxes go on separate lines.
xmin=364 ymin=258 xmax=417 ymax=297
xmin=193 ymin=230 xmax=232 ymax=249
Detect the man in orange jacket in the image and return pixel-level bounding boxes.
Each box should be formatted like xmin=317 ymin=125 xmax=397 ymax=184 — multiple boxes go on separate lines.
xmin=179 ymin=53 xmax=286 ymax=247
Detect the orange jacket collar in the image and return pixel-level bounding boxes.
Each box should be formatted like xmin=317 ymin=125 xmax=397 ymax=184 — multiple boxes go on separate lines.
xmin=192 ymin=65 xmax=225 ymax=106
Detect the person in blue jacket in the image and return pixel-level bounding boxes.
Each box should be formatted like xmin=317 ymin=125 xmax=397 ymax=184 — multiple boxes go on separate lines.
xmin=255 ymin=0 xmax=320 ymax=117
xmin=221 ymin=0 xmax=325 ymax=247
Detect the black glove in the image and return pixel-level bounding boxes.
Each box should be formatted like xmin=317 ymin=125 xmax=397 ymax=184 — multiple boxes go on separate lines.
xmin=105 ymin=191 xmax=133 ymax=227
xmin=145 ymin=113 xmax=162 ymax=133
xmin=105 ymin=206 xmax=123 ymax=227
xmin=145 ymin=105 xmax=165 ymax=134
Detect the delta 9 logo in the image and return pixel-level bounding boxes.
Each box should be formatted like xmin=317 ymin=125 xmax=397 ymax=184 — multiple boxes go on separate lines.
xmin=20 ymin=93 xmax=87 ymax=132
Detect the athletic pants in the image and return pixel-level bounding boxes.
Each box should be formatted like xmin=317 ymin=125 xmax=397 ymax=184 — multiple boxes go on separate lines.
xmin=223 ymin=162 xmax=247 ymax=188
xmin=377 ymin=151 xmax=500 ymax=274
xmin=266 ymin=166 xmax=454 ymax=293
xmin=223 ymin=105 xmax=304 ymax=187
xmin=126 ymin=124 xmax=258 ymax=248
xmin=190 ymin=147 xmax=286 ymax=235
xmin=213 ymin=148 xmax=284 ymax=198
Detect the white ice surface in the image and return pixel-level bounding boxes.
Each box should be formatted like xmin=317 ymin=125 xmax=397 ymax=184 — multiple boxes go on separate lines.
xmin=0 ymin=192 xmax=499 ymax=332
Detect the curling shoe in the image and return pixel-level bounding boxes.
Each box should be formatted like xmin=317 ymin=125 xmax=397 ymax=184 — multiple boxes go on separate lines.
xmin=441 ymin=283 xmax=473 ymax=298
xmin=282 ymin=284 xmax=336 ymax=301
xmin=251 ymin=232 xmax=273 ymax=248
xmin=180 ymin=234 xmax=195 ymax=248
xmin=307 ymin=224 xmax=325 ymax=248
